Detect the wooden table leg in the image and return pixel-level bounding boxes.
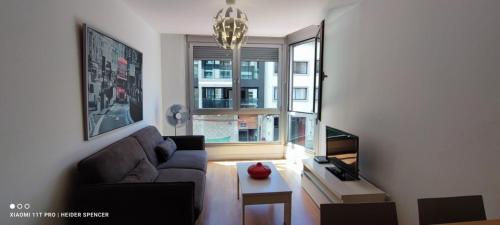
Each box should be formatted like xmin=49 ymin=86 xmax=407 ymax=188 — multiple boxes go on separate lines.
xmin=284 ymin=194 xmax=291 ymax=225
xmin=242 ymin=201 xmax=246 ymax=225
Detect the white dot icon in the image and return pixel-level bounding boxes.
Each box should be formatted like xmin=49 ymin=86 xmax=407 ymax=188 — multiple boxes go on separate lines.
xmin=9 ymin=204 xmax=15 ymax=209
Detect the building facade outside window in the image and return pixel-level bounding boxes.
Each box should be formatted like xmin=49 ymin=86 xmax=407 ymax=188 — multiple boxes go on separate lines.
xmin=202 ymin=87 xmax=232 ymax=108
xmin=241 ymin=87 xmax=259 ymax=108
xmin=200 ymin=60 xmax=232 ymax=79
xmin=241 ymin=61 xmax=259 ymax=80
xmin=194 ymin=58 xmax=233 ymax=109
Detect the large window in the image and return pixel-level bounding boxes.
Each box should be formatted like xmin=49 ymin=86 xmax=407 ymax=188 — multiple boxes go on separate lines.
xmin=288 ymin=40 xmax=316 ymax=150
xmin=288 ymin=30 xmax=323 ymax=151
xmin=190 ymin=45 xmax=282 ymax=144
xmin=289 ymin=40 xmax=316 ymax=112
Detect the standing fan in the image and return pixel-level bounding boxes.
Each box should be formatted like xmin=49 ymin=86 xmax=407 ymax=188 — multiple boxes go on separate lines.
xmin=166 ymin=104 xmax=188 ymax=136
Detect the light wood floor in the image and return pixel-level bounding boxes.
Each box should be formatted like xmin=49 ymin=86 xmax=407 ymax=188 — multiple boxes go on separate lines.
xmin=198 ymin=160 xmax=320 ymax=225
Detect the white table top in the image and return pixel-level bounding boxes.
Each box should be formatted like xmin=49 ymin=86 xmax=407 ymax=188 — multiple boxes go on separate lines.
xmin=237 ymin=162 xmax=292 ymax=196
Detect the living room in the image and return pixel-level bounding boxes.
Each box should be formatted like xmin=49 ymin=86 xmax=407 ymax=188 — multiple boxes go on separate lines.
xmin=1 ymin=0 xmax=499 ymax=225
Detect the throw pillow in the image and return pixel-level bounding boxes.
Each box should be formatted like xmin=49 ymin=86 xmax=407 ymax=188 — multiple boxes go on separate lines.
xmin=119 ymin=158 xmax=159 ymax=183
xmin=155 ymin=138 xmax=177 ymax=162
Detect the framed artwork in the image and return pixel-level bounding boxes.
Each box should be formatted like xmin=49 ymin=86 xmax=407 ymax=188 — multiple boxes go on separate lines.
xmin=82 ymin=24 xmax=143 ymax=140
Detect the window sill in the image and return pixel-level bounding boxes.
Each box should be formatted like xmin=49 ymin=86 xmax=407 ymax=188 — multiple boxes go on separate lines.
xmin=206 ymin=142 xmax=282 ymax=146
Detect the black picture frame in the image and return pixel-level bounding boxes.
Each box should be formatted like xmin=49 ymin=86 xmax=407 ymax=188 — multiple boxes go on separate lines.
xmin=82 ymin=24 xmax=143 ymax=140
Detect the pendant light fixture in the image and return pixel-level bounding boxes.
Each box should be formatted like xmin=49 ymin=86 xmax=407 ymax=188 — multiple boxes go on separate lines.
xmin=213 ymin=0 xmax=248 ymax=49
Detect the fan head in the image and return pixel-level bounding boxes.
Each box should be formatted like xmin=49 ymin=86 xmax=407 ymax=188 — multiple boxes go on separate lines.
xmin=167 ymin=104 xmax=188 ymax=127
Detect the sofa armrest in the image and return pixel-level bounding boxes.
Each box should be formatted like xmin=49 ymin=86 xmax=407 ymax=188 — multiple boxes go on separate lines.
xmin=73 ymin=182 xmax=195 ymax=225
xmin=164 ymin=135 xmax=205 ymax=150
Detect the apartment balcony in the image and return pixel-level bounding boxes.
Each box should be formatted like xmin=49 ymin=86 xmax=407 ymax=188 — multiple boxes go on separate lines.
xmin=200 ymin=76 xmax=232 ymax=80
xmin=240 ymin=98 xmax=258 ymax=108
xmin=202 ymin=99 xmax=232 ymax=108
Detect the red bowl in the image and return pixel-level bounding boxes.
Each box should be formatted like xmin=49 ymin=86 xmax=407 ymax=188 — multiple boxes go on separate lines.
xmin=247 ymin=162 xmax=272 ymax=179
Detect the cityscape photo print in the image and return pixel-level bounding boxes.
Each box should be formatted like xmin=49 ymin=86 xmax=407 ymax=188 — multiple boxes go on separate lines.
xmin=84 ymin=25 xmax=143 ymax=139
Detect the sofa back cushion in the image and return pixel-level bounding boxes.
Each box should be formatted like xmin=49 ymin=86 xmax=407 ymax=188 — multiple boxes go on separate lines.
xmin=119 ymin=158 xmax=159 ymax=183
xmin=78 ymin=137 xmax=147 ymax=184
xmin=131 ymin=126 xmax=164 ymax=166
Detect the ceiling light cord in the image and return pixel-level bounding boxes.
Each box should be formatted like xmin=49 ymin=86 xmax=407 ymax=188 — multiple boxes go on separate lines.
xmin=226 ymin=0 xmax=235 ymax=5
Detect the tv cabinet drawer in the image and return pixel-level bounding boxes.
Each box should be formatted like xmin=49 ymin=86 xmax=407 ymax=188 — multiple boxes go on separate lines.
xmin=302 ymin=158 xmax=386 ymax=205
xmin=301 ymin=172 xmax=339 ymax=207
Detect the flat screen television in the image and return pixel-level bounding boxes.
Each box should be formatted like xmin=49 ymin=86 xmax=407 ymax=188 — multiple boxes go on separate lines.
xmin=326 ymin=126 xmax=359 ymax=180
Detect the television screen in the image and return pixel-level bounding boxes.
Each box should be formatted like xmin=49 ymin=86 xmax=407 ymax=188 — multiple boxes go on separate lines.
xmin=326 ymin=126 xmax=359 ymax=179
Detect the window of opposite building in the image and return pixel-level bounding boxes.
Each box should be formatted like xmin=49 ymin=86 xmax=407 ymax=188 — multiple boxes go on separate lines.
xmin=292 ymin=87 xmax=308 ymax=100
xmin=293 ymin=61 xmax=308 ymax=75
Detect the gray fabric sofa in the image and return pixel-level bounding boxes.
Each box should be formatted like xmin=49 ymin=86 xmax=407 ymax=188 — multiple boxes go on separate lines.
xmin=75 ymin=126 xmax=206 ymax=225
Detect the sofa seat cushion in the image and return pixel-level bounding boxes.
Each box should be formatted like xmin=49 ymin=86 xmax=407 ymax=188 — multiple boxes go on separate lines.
xmin=131 ymin=126 xmax=164 ymax=166
xmin=78 ymin=137 xmax=147 ymax=184
xmin=157 ymin=150 xmax=207 ymax=172
xmin=119 ymin=159 xmax=159 ymax=183
xmin=155 ymin=169 xmax=206 ymax=217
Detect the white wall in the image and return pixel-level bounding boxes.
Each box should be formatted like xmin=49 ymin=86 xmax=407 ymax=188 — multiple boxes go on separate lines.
xmin=321 ymin=1 xmax=500 ymax=225
xmin=161 ymin=34 xmax=188 ymax=136
xmin=0 ymin=0 xmax=162 ymax=224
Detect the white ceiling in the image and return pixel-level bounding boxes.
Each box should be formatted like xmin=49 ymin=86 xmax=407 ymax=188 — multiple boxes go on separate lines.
xmin=122 ymin=0 xmax=334 ymax=37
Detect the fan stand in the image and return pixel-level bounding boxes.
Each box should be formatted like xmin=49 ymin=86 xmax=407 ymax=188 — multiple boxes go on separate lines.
xmin=174 ymin=120 xmax=179 ymax=136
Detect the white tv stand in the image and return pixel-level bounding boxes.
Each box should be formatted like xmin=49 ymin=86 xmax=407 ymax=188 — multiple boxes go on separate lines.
xmin=301 ymin=158 xmax=386 ymax=206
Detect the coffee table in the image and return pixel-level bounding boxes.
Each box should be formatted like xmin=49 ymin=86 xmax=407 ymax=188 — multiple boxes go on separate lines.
xmin=236 ymin=162 xmax=292 ymax=225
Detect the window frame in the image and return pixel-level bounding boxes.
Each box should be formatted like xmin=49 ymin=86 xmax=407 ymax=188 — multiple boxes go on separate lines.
xmin=187 ymin=40 xmax=285 ymax=145
xmin=284 ymin=22 xmax=325 ymax=155
xmin=239 ymin=44 xmax=282 ymax=113
xmin=288 ymin=38 xmax=318 ymax=114
xmin=191 ymin=44 xmax=234 ymax=111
